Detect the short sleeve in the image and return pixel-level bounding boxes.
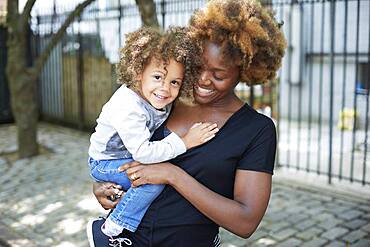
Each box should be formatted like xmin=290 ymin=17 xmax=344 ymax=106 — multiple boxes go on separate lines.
xmin=237 ymin=120 xmax=277 ymax=174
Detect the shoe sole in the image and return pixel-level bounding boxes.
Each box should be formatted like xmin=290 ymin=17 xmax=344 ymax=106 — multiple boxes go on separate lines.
xmin=86 ymin=219 xmax=96 ymax=247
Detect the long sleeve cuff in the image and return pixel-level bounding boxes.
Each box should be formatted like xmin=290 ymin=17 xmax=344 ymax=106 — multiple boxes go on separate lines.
xmin=165 ymin=132 xmax=187 ymax=156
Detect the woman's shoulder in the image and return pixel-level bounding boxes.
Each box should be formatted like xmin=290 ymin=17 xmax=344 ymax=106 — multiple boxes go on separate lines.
xmin=232 ymin=104 xmax=276 ymax=130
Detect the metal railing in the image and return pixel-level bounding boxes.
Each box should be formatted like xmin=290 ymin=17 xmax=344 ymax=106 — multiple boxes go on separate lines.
xmin=27 ymin=0 xmax=370 ymax=186
xmin=0 ymin=27 xmax=12 ymax=123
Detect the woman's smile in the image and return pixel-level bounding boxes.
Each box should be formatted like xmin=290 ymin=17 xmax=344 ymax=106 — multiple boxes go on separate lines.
xmin=194 ymin=85 xmax=216 ymax=97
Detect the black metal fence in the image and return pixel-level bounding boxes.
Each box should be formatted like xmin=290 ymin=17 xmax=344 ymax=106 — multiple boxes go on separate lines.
xmin=275 ymin=0 xmax=370 ymax=186
xmin=27 ymin=0 xmax=369 ymax=186
xmin=0 ymin=27 xmax=12 ymax=123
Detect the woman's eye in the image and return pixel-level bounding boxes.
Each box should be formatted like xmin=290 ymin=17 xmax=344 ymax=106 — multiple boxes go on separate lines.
xmin=214 ymin=74 xmax=223 ymax=81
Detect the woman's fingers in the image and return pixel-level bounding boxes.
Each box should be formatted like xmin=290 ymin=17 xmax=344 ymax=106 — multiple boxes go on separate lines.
xmin=126 ymin=165 xmax=146 ymax=182
xmin=131 ymin=176 xmax=145 ymax=187
xmin=118 ymin=160 xmax=141 ymax=172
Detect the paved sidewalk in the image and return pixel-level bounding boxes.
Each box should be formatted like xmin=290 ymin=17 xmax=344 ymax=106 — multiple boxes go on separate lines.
xmin=0 ymin=123 xmax=369 ymax=247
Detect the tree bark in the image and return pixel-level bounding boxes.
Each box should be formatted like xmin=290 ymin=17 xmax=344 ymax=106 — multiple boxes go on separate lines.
xmin=135 ymin=0 xmax=159 ymax=28
xmin=6 ymin=0 xmax=95 ymax=158
xmin=6 ymin=29 xmax=39 ymax=157
xmin=5 ymin=0 xmax=158 ymax=158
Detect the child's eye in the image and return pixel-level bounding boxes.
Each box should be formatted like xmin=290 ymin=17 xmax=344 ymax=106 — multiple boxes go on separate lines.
xmin=171 ymin=80 xmax=181 ymax=87
xmin=153 ymin=75 xmax=162 ymax=81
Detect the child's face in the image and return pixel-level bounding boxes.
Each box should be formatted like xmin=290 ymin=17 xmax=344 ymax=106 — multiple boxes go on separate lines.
xmin=138 ymin=58 xmax=184 ymax=110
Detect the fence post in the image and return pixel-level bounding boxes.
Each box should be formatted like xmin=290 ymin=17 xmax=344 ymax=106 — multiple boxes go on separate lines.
xmin=328 ymin=0 xmax=336 ymax=184
xmin=77 ymin=16 xmax=85 ymax=129
xmin=161 ymin=0 xmax=166 ymax=29
xmin=0 ymin=27 xmax=12 ymax=123
xmin=350 ymin=0 xmax=361 ymax=183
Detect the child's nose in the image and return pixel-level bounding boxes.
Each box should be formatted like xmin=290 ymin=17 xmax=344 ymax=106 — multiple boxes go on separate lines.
xmin=161 ymin=81 xmax=170 ymax=91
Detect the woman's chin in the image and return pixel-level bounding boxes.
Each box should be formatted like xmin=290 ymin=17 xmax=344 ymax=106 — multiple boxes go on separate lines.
xmin=194 ymin=95 xmax=213 ymax=105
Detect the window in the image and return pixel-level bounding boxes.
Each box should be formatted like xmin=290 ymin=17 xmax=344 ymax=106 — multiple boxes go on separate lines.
xmin=356 ymin=62 xmax=369 ymax=95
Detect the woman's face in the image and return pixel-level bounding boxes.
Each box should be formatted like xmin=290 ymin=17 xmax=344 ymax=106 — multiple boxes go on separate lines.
xmin=193 ymin=41 xmax=240 ymax=105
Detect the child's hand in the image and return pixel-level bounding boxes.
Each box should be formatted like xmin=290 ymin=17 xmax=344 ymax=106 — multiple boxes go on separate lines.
xmin=182 ymin=122 xmax=219 ymax=149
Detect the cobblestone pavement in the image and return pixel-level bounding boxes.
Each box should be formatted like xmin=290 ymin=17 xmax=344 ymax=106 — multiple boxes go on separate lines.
xmin=0 ymin=123 xmax=369 ymax=247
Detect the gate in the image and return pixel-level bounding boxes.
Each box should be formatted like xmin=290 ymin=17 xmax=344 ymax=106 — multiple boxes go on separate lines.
xmin=0 ymin=27 xmax=12 ymax=123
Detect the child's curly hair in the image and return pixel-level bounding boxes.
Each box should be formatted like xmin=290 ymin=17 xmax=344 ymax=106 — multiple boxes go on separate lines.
xmin=117 ymin=26 xmax=201 ymax=98
xmin=189 ymin=0 xmax=286 ymax=85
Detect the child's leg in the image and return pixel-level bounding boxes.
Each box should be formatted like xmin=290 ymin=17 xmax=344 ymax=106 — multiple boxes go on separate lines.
xmin=89 ymin=158 xmax=133 ymax=190
xmin=107 ymin=183 xmax=165 ymax=233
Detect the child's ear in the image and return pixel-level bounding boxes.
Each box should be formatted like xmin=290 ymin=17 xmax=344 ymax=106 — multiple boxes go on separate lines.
xmin=135 ymin=73 xmax=142 ymax=82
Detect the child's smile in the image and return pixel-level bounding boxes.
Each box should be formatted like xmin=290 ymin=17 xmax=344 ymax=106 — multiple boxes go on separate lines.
xmin=138 ymin=58 xmax=184 ymax=110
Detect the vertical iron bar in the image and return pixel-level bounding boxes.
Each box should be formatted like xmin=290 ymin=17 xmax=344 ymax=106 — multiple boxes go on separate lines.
xmin=52 ymin=1 xmax=58 ymax=118
xmin=286 ymin=3 xmax=293 ymax=168
xmin=297 ymin=2 xmax=304 ymax=170
xmin=276 ymin=4 xmax=284 ymax=168
xmin=118 ymin=0 xmax=122 ymax=49
xmin=328 ymin=0 xmax=336 ymax=184
xmin=339 ymin=0 xmax=349 ymax=180
xmin=317 ymin=0 xmax=325 ymax=175
xmin=269 ymin=81 xmax=273 ymax=118
xmin=77 ymin=16 xmax=85 ymax=129
xmin=350 ymin=0 xmax=361 ymax=182
xmin=161 ymin=0 xmax=166 ymax=29
xmin=306 ymin=1 xmax=314 ymax=172
xmin=249 ymin=86 xmax=255 ymax=107
xmin=362 ymin=1 xmax=370 ymax=185
xmin=36 ymin=15 xmax=41 ymax=118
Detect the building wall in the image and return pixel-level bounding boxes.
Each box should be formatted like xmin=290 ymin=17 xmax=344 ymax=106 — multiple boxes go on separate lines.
xmin=278 ymin=0 xmax=370 ymax=128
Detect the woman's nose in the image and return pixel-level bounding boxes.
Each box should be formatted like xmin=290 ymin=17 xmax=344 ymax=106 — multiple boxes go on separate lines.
xmin=199 ymin=71 xmax=211 ymax=85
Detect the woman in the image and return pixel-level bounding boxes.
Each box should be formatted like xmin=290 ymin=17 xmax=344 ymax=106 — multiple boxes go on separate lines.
xmin=91 ymin=0 xmax=286 ymax=246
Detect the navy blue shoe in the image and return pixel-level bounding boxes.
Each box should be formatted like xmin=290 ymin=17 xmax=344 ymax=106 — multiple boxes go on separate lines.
xmin=87 ymin=217 xmax=132 ymax=247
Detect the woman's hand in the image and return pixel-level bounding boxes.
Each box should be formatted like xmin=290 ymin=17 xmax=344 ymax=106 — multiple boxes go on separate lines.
xmin=119 ymin=161 xmax=179 ymax=187
xmin=93 ymin=182 xmax=124 ymax=210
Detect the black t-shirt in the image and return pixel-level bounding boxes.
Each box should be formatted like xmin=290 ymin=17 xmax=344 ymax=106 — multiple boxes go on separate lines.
xmin=135 ymin=103 xmax=276 ymax=244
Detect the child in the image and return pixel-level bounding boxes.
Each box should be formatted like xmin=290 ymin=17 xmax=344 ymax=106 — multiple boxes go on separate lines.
xmin=87 ymin=26 xmax=219 ymax=244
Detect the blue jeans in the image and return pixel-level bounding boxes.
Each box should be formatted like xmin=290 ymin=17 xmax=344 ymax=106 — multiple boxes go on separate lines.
xmin=88 ymin=157 xmax=164 ymax=232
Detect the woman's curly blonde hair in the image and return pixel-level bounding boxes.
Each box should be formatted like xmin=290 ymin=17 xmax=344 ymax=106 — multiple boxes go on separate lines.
xmin=189 ymin=0 xmax=286 ymax=85
xmin=117 ymin=26 xmax=201 ymax=98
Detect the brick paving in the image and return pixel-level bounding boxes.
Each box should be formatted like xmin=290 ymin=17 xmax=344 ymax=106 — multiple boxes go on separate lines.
xmin=0 ymin=123 xmax=369 ymax=247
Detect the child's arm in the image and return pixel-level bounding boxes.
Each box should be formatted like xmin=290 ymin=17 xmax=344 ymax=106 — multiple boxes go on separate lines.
xmin=112 ymin=99 xmax=216 ymax=164
xmin=181 ymin=122 xmax=219 ymax=149
xmin=120 ymin=118 xmax=218 ymax=164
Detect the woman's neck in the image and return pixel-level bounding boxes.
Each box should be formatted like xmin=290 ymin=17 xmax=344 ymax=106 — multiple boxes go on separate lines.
xmin=189 ymin=92 xmax=244 ymax=113
xmin=167 ymin=94 xmax=244 ymax=137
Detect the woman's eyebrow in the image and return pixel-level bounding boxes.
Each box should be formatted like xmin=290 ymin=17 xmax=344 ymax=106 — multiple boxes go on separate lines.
xmin=211 ymin=67 xmax=228 ymax=72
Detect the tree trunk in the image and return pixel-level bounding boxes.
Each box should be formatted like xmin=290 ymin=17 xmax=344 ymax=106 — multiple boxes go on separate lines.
xmin=11 ymin=77 xmax=39 ymax=158
xmin=5 ymin=0 xmax=95 ymax=158
xmin=5 ymin=0 xmax=156 ymax=158
xmin=135 ymin=0 xmax=159 ymax=28
xmin=6 ymin=25 xmax=39 ymax=158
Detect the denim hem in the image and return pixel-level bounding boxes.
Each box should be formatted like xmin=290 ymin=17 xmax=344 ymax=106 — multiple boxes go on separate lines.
xmin=108 ymin=215 xmax=137 ymax=232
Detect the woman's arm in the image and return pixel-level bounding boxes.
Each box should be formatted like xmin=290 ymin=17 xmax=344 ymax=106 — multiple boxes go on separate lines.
xmin=172 ymin=168 xmax=271 ymax=238
xmin=121 ymin=162 xmax=271 ymax=238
